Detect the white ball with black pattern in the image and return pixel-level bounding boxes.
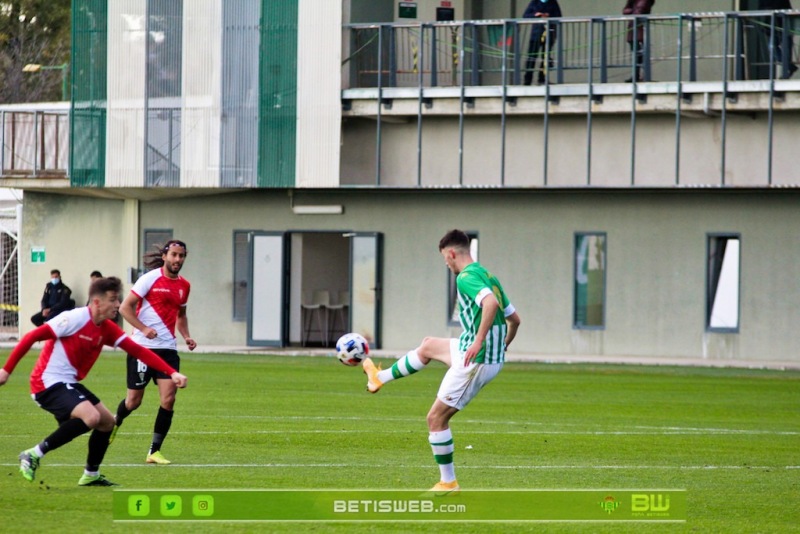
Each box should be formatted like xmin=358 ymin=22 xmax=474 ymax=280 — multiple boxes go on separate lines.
xmin=336 ymin=332 xmax=370 ymax=366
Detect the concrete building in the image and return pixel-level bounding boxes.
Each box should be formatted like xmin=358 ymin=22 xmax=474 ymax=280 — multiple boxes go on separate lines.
xmin=1 ymin=0 xmax=799 ymax=365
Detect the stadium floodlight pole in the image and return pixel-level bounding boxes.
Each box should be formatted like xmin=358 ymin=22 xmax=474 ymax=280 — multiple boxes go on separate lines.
xmin=22 ymin=63 xmax=69 ymax=101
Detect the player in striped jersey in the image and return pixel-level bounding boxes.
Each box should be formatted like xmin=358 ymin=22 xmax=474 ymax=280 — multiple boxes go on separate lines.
xmin=363 ymin=229 xmax=521 ymax=494
xmin=0 ymin=276 xmax=188 ymax=486
xmin=111 ymin=240 xmax=196 ymax=465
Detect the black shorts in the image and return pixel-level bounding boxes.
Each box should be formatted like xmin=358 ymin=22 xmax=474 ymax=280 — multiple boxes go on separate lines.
xmin=126 ymin=349 xmax=180 ymax=389
xmin=34 ymin=382 xmax=100 ymax=424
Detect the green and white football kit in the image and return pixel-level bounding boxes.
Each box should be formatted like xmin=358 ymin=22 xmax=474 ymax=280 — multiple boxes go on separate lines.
xmin=362 ymin=255 xmax=517 ymax=494
xmin=437 ymin=262 xmax=515 ymax=409
xmin=454 ymin=262 xmax=514 ymax=364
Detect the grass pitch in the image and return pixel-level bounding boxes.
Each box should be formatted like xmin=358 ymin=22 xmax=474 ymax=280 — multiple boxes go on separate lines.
xmin=0 ymin=350 xmax=798 ymax=533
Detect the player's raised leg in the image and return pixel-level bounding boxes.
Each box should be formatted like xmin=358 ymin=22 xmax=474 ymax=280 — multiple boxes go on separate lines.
xmin=362 ymin=337 xmax=451 ymax=393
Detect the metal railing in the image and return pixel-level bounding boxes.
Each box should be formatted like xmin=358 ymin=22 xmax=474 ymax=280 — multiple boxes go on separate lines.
xmin=343 ymin=10 xmax=800 ymax=89
xmin=1 ymin=110 xmax=69 ymax=178
xmin=341 ymin=10 xmax=800 ymax=189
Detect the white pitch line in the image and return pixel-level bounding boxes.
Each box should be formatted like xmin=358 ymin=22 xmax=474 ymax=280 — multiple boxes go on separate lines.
xmin=161 ymin=415 xmax=800 ymax=432
xmin=4 ymin=414 xmax=795 ymax=436
xmin=1 ymin=462 xmax=798 ymax=470
xmin=1 ymin=427 xmax=797 ymax=438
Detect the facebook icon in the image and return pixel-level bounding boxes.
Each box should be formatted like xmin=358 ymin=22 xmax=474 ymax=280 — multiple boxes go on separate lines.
xmin=128 ymin=495 xmax=150 ymax=516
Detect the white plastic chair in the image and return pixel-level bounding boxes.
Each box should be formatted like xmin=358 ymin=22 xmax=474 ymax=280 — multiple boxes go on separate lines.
xmin=327 ymin=290 xmax=350 ymax=341
xmin=301 ymin=290 xmax=330 ymax=346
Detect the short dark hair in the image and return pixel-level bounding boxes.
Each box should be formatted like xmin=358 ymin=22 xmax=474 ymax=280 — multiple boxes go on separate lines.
xmin=50 ymin=269 xmax=61 ymax=276
xmin=90 ymin=270 xmax=103 ymax=278
xmin=438 ymin=229 xmax=470 ymax=252
xmin=88 ymin=276 xmax=122 ymax=299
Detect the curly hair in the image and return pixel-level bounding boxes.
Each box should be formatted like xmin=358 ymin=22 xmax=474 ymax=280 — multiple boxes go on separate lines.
xmin=143 ymin=239 xmax=188 ymax=270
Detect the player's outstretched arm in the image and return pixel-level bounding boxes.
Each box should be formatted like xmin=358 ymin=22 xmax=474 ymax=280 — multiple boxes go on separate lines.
xmin=0 ymin=325 xmax=57 ymax=385
xmin=119 ymin=337 xmax=180 ymax=378
xmin=171 ymin=372 xmax=188 ymax=388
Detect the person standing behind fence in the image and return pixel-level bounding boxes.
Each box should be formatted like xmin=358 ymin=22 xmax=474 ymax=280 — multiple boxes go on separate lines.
xmin=758 ymin=0 xmax=798 ymax=78
xmin=623 ymin=0 xmax=656 ymax=82
xmin=523 ymin=0 xmax=562 ymax=86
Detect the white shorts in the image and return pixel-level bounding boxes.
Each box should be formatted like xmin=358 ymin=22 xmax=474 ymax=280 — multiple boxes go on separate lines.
xmin=437 ymin=339 xmax=503 ymax=410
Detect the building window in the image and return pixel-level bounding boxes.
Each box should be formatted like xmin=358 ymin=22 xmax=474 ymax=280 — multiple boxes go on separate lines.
xmin=232 ymin=231 xmax=252 ymax=322
xmin=574 ymin=233 xmax=606 ymax=329
xmin=145 ymin=0 xmax=183 ymax=187
xmin=448 ymin=232 xmax=479 ymax=326
xmin=707 ymin=234 xmax=740 ymax=332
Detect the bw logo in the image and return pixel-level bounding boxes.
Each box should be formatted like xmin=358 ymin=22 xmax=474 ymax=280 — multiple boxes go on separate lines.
xmin=631 ymin=494 xmax=670 ymax=512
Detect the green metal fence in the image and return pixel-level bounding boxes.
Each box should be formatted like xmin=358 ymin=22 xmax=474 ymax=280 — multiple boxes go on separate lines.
xmin=70 ymin=0 xmax=108 ymax=187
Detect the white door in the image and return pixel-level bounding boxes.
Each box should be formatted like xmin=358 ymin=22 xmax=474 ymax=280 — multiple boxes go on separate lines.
xmin=349 ymin=233 xmax=383 ymax=349
xmin=247 ymin=232 xmax=286 ymax=346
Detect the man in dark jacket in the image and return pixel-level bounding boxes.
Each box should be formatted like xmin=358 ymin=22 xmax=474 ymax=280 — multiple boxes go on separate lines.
xmin=623 ymin=0 xmax=656 ymax=82
xmin=523 ymin=0 xmax=562 ymax=85
xmin=31 ymin=269 xmax=75 ymax=326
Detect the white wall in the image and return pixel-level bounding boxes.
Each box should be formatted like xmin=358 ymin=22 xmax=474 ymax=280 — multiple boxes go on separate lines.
xmin=20 ymin=194 xmax=130 ymax=327
xmin=20 ymin=188 xmax=800 ymax=363
xmin=181 ymin=0 xmax=222 ymax=187
xmin=106 ymin=0 xmax=146 ymax=187
xmin=296 ymin=0 xmax=343 ymax=188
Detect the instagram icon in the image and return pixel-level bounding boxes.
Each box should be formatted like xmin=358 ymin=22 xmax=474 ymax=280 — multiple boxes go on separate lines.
xmin=192 ymin=495 xmax=214 ymax=517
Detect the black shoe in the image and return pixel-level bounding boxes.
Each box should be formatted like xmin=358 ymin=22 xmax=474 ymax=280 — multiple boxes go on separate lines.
xmin=536 ymin=75 xmax=546 ymax=85
xmin=785 ymin=64 xmax=798 ymax=79
xmin=78 ymin=473 xmax=119 ymax=486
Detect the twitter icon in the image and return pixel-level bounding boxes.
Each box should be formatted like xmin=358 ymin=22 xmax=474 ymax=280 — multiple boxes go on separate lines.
xmin=160 ymin=495 xmax=182 ymax=517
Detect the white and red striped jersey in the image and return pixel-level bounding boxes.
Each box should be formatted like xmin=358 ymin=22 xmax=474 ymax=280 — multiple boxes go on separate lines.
xmin=28 ymin=308 xmax=126 ymax=393
xmin=1 ymin=307 xmax=177 ymax=396
xmin=129 ymin=267 xmax=191 ymax=350
xmin=12 ymin=307 xmax=127 ymax=394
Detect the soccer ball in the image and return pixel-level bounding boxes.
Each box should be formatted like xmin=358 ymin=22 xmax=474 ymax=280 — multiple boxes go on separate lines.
xmin=336 ymin=332 xmax=369 ymax=366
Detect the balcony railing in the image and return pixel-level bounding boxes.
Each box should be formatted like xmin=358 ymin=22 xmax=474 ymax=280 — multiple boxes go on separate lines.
xmin=1 ymin=108 xmax=69 ymax=178
xmin=343 ymin=10 xmax=800 ymax=90
xmin=340 ymin=11 xmax=800 ymax=189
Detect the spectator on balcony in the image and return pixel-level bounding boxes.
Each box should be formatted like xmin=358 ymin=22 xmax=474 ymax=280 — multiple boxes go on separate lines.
xmin=623 ymin=0 xmax=656 ymax=82
xmin=31 ymin=269 xmax=75 ymax=326
xmin=758 ymin=0 xmax=798 ymax=78
xmin=523 ymin=0 xmax=562 ymax=86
